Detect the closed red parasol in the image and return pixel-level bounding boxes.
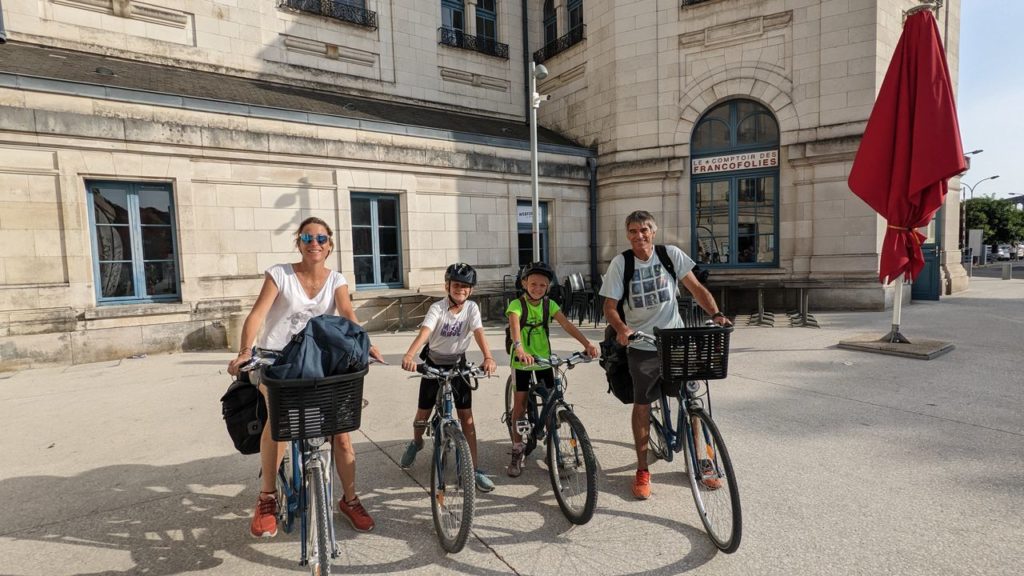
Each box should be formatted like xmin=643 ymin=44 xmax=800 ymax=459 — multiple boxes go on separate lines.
xmin=847 ymin=7 xmax=966 ymax=343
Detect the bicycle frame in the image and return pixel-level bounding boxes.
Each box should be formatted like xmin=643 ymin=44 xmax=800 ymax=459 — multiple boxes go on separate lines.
xmin=429 ymin=375 xmax=464 ymax=476
xmin=653 ymin=383 xmax=708 ymax=472
xmin=513 ymin=353 xmax=589 ymax=447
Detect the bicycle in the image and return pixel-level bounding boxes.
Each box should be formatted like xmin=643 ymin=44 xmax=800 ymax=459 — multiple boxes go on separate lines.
xmin=242 ymin=352 xmax=368 ymax=575
xmin=631 ymin=325 xmax=742 ymax=553
xmin=414 ymin=362 xmax=488 ymax=553
xmin=502 ymin=352 xmax=598 ymax=524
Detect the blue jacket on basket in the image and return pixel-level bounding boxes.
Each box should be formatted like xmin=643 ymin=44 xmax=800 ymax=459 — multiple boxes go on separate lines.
xmin=264 ymin=314 xmax=370 ymax=380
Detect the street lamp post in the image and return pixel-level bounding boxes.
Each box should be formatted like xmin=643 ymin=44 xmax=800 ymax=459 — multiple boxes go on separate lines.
xmin=960 ymin=174 xmax=1000 ymax=250
xmin=529 ymin=61 xmax=549 ymax=263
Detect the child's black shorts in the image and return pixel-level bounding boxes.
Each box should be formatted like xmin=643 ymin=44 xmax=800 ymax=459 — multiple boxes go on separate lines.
xmin=513 ymin=367 xmax=555 ymax=393
xmin=417 ymin=362 xmax=474 ymax=410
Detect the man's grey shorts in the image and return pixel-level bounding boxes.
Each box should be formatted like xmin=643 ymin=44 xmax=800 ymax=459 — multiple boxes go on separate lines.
xmin=627 ymin=348 xmax=662 ymax=405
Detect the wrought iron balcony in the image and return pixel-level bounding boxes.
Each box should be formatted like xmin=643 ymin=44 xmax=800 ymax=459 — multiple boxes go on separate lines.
xmin=281 ymin=0 xmax=378 ymax=30
xmin=681 ymin=0 xmax=715 ymax=6
xmin=533 ymin=25 xmax=585 ymax=64
xmin=437 ymin=26 xmax=510 ymax=59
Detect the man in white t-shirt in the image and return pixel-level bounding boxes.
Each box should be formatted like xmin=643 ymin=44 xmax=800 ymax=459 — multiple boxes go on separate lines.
xmin=599 ymin=210 xmax=731 ymax=500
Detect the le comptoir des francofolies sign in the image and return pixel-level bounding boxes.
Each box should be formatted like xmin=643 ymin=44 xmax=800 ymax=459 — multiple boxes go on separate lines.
xmin=692 ymin=150 xmax=779 ymax=174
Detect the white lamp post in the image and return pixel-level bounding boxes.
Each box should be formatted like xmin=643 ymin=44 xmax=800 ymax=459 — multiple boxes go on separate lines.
xmin=529 ymin=61 xmax=549 ymax=262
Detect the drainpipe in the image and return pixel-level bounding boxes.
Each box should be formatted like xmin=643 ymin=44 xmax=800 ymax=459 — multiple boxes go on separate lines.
xmin=0 ymin=0 xmax=8 ymax=44
xmin=587 ymin=156 xmax=598 ymax=285
xmin=521 ymin=0 xmax=530 ymax=117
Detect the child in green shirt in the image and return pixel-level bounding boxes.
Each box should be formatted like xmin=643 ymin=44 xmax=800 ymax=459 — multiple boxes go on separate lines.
xmin=505 ymin=261 xmax=599 ymax=477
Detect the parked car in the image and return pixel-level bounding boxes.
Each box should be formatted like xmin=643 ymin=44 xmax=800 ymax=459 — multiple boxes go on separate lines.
xmin=994 ymin=244 xmax=1011 ymax=261
xmin=1017 ymin=244 xmax=1024 ymax=259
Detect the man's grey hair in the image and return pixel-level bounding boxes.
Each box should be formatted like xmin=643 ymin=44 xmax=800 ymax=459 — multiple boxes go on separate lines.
xmin=624 ymin=210 xmax=658 ymax=233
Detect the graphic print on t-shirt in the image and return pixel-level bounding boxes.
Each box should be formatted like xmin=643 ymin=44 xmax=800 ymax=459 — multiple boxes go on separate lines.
xmin=439 ymin=318 xmax=465 ymax=338
xmin=630 ymin=264 xmax=672 ymax=310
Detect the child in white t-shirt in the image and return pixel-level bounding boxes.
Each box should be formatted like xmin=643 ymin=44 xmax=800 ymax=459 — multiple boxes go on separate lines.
xmin=399 ymin=263 xmax=498 ymax=491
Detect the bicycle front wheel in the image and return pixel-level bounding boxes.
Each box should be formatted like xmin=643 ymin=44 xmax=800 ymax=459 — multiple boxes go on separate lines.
xmin=546 ymin=407 xmax=598 ymax=525
xmin=685 ymin=408 xmax=741 ymax=553
xmin=307 ymin=462 xmax=333 ymax=575
xmin=430 ymin=423 xmax=475 ymax=553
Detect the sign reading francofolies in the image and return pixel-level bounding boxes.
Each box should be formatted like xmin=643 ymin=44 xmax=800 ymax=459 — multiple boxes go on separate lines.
xmin=692 ymin=150 xmax=779 ymax=174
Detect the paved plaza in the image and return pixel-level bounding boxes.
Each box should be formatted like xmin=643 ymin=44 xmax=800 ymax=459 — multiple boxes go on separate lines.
xmin=1 ymin=276 xmax=1022 ymax=575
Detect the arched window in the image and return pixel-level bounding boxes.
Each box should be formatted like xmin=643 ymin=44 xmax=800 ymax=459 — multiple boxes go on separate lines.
xmin=690 ymin=99 xmax=780 ymax=267
xmin=543 ymin=0 xmax=557 ymax=47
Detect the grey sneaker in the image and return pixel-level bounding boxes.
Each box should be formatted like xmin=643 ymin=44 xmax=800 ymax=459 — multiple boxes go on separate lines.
xmin=506 ymin=446 xmax=525 ymax=478
xmin=475 ymin=469 xmax=495 ymax=492
xmin=399 ymin=440 xmax=422 ymax=469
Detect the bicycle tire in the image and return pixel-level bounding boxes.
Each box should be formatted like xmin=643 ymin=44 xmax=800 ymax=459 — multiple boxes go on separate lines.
xmin=307 ymin=462 xmax=333 ymax=575
xmin=430 ymin=423 xmax=476 ymax=553
xmin=277 ymin=443 xmax=299 ymax=533
xmin=546 ymin=407 xmax=598 ymax=524
xmin=648 ymin=399 xmax=671 ymax=464
xmin=685 ymin=408 xmax=741 ymax=553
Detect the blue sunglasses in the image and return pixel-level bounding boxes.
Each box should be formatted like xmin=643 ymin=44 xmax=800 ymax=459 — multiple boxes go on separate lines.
xmin=300 ymin=233 xmax=330 ymax=245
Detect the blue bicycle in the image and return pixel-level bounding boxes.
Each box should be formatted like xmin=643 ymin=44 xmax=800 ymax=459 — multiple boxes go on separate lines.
xmin=632 ymin=325 xmax=742 ymax=553
xmin=415 ymin=362 xmax=487 ymax=553
xmin=502 ymin=352 xmax=598 ymax=524
xmin=243 ymin=353 xmax=367 ymax=575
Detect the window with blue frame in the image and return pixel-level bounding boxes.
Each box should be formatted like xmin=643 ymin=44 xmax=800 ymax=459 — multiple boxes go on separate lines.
xmin=690 ymin=99 xmax=780 ymax=267
xmin=442 ymin=0 xmax=465 ymax=32
xmin=87 ymin=181 xmax=180 ymax=303
xmin=351 ymin=193 xmax=402 ymax=288
xmin=543 ymin=0 xmax=557 ymax=46
xmin=476 ymin=0 xmax=497 ymax=46
xmin=568 ymin=0 xmax=583 ymax=31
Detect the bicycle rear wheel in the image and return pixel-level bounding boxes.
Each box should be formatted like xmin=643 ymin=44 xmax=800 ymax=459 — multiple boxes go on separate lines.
xmin=307 ymin=461 xmax=333 ymax=575
xmin=648 ymin=399 xmax=671 ymax=464
xmin=277 ymin=442 xmax=300 ymax=533
xmin=504 ymin=373 xmax=537 ymax=456
xmin=685 ymin=408 xmax=741 ymax=553
xmin=430 ymin=423 xmax=475 ymax=553
xmin=546 ymin=407 xmax=598 ymax=524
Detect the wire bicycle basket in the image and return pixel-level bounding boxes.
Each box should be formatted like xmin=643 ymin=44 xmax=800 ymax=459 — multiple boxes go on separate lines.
xmin=654 ymin=326 xmax=733 ymax=384
xmin=262 ymin=368 xmax=368 ymax=441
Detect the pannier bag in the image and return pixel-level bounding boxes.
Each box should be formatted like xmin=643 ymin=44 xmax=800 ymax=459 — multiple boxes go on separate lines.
xmin=600 ymin=325 xmax=634 ymax=404
xmin=220 ymin=372 xmax=266 ymax=455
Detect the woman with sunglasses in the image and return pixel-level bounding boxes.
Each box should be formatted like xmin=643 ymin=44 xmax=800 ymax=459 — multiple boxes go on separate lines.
xmin=227 ymin=216 xmax=384 ymax=538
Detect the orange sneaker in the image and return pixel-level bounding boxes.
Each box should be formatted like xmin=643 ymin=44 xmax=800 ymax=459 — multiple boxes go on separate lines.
xmin=632 ymin=469 xmax=651 ymax=500
xmin=250 ymin=492 xmax=278 ymax=538
xmin=699 ymin=459 xmax=723 ymax=490
xmin=338 ymin=497 xmax=375 ymax=532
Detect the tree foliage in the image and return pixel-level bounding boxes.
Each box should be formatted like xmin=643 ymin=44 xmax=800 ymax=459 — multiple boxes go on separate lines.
xmin=964 ymin=197 xmax=1024 ymax=244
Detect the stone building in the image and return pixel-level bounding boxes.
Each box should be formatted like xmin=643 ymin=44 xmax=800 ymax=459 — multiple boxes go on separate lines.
xmin=0 ymin=0 xmax=968 ymax=370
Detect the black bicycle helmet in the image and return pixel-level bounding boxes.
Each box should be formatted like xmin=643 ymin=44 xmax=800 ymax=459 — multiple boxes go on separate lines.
xmin=445 ymin=262 xmax=478 ymax=286
xmin=519 ymin=261 xmax=555 ymax=283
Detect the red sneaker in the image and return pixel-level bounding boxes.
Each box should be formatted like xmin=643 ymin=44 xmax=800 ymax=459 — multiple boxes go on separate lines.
xmin=250 ymin=493 xmax=278 ymax=538
xmin=338 ymin=497 xmax=375 ymax=532
xmin=632 ymin=469 xmax=651 ymax=500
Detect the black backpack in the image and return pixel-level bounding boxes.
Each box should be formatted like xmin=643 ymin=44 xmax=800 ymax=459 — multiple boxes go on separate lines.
xmin=602 ymin=245 xmax=678 ymax=404
xmin=220 ymin=373 xmax=266 ymax=455
xmin=505 ymin=295 xmax=550 ymax=355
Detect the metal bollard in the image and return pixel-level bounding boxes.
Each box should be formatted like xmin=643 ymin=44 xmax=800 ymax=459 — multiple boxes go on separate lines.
xmin=1002 ymin=263 xmax=1012 ymax=280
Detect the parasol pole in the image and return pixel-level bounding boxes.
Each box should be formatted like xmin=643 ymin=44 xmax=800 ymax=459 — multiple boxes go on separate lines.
xmin=882 ymin=273 xmax=911 ymax=343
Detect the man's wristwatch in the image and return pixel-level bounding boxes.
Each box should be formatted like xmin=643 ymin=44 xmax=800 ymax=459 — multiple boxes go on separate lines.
xmin=711 ymin=311 xmax=726 ymax=320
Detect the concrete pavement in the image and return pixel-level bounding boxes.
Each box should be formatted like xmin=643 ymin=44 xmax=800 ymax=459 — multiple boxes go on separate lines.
xmin=1 ymin=275 xmax=1022 ymax=575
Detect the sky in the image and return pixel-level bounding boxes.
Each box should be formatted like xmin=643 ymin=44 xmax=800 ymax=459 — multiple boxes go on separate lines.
xmin=957 ymin=0 xmax=1023 ymax=200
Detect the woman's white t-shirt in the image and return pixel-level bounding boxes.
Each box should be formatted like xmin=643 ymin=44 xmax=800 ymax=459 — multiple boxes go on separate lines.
xmin=258 ymin=263 xmax=348 ymax=351
xmin=421 ymin=298 xmax=483 ymax=365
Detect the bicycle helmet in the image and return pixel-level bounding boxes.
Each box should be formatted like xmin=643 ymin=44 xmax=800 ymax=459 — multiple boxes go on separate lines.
xmin=445 ymin=262 xmax=478 ymax=286
xmin=519 ymin=261 xmax=555 ymax=283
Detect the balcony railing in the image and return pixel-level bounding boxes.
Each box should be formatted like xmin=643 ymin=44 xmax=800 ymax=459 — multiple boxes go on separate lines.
xmin=437 ymin=26 xmax=510 ymax=59
xmin=281 ymin=0 xmax=378 ymax=30
xmin=533 ymin=25 xmax=585 ymax=64
xmin=681 ymin=0 xmax=715 ymax=6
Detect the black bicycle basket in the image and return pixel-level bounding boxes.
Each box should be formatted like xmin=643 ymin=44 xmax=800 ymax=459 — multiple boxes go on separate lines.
xmin=261 ymin=368 xmax=368 ymax=441
xmin=654 ymin=325 xmax=733 ymax=384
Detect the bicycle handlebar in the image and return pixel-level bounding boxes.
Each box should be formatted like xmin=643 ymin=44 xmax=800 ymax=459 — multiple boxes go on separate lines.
xmin=414 ymin=363 xmax=488 ymax=389
xmin=531 ymin=352 xmax=593 ymax=369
